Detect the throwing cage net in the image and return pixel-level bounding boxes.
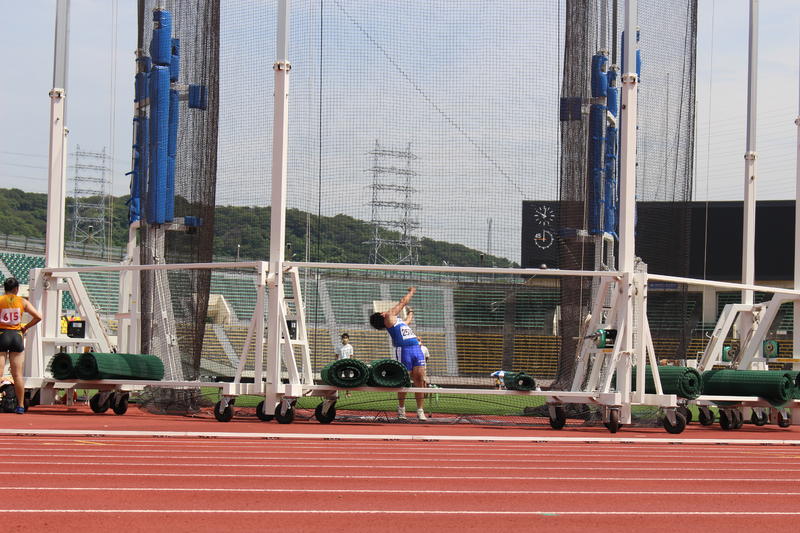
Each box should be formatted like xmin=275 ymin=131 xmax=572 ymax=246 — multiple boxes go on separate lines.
xmin=129 ymin=1 xmax=696 ymax=425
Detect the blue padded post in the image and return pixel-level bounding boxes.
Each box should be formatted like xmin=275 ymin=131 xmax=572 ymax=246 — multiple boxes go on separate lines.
xmin=588 ymin=104 xmax=606 ymax=235
xmin=148 ymin=66 xmax=169 ymax=224
xmin=170 ymin=38 xmax=180 ymax=82
xmin=134 ymin=72 xmax=148 ymax=103
xmin=188 ymin=85 xmax=207 ymax=110
xmin=165 ymin=88 xmax=179 ymax=222
xmin=603 ymin=71 xmax=620 ymax=237
xmin=150 ymin=10 xmax=172 ymax=67
xmin=591 ymin=54 xmax=608 ymax=98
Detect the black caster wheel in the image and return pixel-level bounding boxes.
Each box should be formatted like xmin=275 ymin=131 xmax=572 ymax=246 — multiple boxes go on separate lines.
xmin=663 ymin=411 xmax=687 ymax=434
xmin=548 ymin=405 xmax=566 ymax=430
xmin=719 ymin=410 xmax=735 ymax=430
xmin=256 ymin=400 xmax=274 ymax=422
xmin=213 ymin=400 xmax=234 ymax=422
xmin=274 ymin=402 xmax=296 ymax=424
xmin=750 ymin=410 xmax=768 ymax=427
xmin=89 ymin=393 xmax=110 ymax=414
xmin=677 ymin=406 xmax=692 ymax=425
xmin=698 ymin=408 xmax=715 ymax=426
xmin=604 ymin=409 xmax=621 ymax=434
xmin=111 ymin=393 xmax=129 ymax=415
xmin=315 ymin=402 xmax=337 ymax=424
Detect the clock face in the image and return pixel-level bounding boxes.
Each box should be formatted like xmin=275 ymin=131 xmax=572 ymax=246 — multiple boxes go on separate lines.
xmin=534 ymin=205 xmax=555 ymax=226
xmin=533 ymin=229 xmax=554 ymax=249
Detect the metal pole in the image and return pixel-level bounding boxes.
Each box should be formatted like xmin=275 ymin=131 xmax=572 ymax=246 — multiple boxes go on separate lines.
xmin=793 ymin=25 xmax=800 ymax=423
xmin=45 ymin=0 xmax=70 ymax=270
xmin=265 ymin=0 xmax=291 ymax=406
xmin=740 ymin=0 xmax=758 ymax=344
xmin=618 ymin=0 xmax=637 ymax=275
xmin=41 ymin=0 xmax=70 ymax=356
xmin=616 ymin=0 xmax=638 ymax=422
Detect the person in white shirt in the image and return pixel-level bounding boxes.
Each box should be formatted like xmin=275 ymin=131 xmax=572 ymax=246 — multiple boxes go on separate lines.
xmin=338 ymin=333 xmax=354 ymax=397
xmin=338 ymin=333 xmax=353 ymax=359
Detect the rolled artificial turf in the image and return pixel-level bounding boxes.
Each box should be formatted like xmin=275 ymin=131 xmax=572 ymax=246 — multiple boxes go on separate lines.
xmin=75 ymin=352 xmax=164 ymax=381
xmin=320 ymin=358 xmax=370 ymax=388
xmin=502 ymin=371 xmax=536 ymax=391
xmin=51 ymin=352 xmax=82 ymax=379
xmin=367 ymin=359 xmax=411 ymax=388
xmin=645 ymin=366 xmax=703 ymax=399
xmin=702 ymin=369 xmax=796 ymax=406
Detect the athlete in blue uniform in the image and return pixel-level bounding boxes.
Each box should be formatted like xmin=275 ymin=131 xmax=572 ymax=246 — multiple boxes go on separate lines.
xmin=369 ymin=286 xmax=427 ymax=420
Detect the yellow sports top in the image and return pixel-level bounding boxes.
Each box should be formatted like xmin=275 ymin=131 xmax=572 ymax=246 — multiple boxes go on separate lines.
xmin=0 ymin=294 xmax=25 ymax=330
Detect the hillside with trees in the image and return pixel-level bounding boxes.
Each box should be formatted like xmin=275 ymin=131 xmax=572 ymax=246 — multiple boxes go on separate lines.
xmin=0 ymin=189 xmax=516 ymax=267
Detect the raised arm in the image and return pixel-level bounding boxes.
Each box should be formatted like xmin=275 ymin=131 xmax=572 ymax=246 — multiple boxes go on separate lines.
xmin=385 ymin=287 xmax=416 ymax=326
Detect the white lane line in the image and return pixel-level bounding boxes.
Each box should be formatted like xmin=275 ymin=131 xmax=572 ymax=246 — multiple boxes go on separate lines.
xmin=5 ymin=471 xmax=800 ymax=482
xmin=6 ymin=460 xmax=800 ymax=472
xmin=1 ymin=428 xmax=799 ymax=446
xmin=3 ymin=487 xmax=800 ymax=496
xmin=1 ymin=453 xmax=792 ymax=465
xmin=0 ymin=437 xmax=794 ymax=453
xmin=1 ymin=509 xmax=800 ymax=515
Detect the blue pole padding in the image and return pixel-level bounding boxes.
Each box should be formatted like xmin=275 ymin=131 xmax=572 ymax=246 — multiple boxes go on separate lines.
xmin=603 ymin=125 xmax=619 ymax=237
xmin=148 ymin=66 xmax=170 ymax=224
xmin=188 ymin=85 xmax=207 ymax=110
xmin=170 ymin=38 xmax=180 ymax=82
xmin=604 ymin=83 xmax=620 ymax=237
xmin=127 ymin=117 xmax=144 ymax=224
xmin=588 ymin=104 xmax=606 ymax=235
xmin=591 ymin=54 xmax=608 ymax=98
xmin=150 ymin=9 xmax=172 ymax=67
xmin=165 ymin=88 xmax=179 ymax=222
xmin=607 ymin=74 xmax=619 ymax=117
xmin=134 ymin=72 xmax=148 ymax=103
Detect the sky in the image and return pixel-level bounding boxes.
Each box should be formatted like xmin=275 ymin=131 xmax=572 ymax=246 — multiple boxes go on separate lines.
xmin=0 ymin=0 xmax=798 ymax=260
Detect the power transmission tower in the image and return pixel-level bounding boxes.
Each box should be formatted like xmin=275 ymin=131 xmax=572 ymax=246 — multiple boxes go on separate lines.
xmin=367 ymin=140 xmax=421 ymax=265
xmin=70 ymin=146 xmax=113 ymax=259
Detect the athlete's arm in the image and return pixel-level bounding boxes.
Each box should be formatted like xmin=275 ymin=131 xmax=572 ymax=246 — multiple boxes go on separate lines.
xmin=385 ymin=287 xmax=416 ymax=328
xmin=21 ymin=300 xmax=42 ymax=333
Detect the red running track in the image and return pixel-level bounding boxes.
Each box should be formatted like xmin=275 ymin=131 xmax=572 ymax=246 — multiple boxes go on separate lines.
xmin=3 ymin=434 xmax=800 ymax=531
xmin=3 ymin=405 xmax=800 ymax=531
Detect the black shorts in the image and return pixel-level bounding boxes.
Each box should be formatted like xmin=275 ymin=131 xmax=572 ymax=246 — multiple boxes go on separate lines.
xmin=0 ymin=330 xmax=24 ymax=353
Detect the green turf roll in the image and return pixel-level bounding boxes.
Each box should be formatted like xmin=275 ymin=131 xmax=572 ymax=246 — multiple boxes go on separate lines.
xmin=503 ymin=372 xmax=536 ymax=391
xmin=701 ymin=369 xmax=796 ymax=406
xmin=51 ymin=352 xmax=82 ymax=380
xmin=320 ymin=358 xmax=370 ymax=388
xmin=645 ymin=366 xmax=703 ymax=399
xmin=76 ymin=352 xmax=164 ymax=381
xmin=367 ymin=359 xmax=411 ymax=388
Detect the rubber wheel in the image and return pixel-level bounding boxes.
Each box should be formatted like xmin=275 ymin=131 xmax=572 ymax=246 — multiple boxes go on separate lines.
xmin=549 ymin=405 xmax=567 ymax=430
xmin=719 ymin=409 xmax=734 ymax=430
xmin=213 ymin=400 xmax=234 ymax=422
xmin=255 ymin=400 xmax=274 ymax=422
xmin=751 ymin=410 xmax=768 ymax=427
xmin=604 ymin=409 xmax=621 ymax=434
xmin=89 ymin=393 xmax=110 ymax=414
xmin=778 ymin=413 xmax=792 ymax=428
xmin=678 ymin=405 xmax=693 ymax=425
xmin=111 ymin=393 xmax=129 ymax=415
xmin=274 ymin=402 xmax=295 ymax=424
xmin=732 ymin=409 xmax=744 ymax=430
xmin=662 ymin=411 xmax=687 ymax=434
xmin=315 ymin=402 xmax=337 ymax=424
xmin=698 ymin=408 xmax=715 ymax=426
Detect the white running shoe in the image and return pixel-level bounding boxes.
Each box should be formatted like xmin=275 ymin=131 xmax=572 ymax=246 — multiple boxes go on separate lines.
xmin=417 ymin=409 xmax=427 ymax=421
xmin=397 ymin=407 xmax=407 ymax=420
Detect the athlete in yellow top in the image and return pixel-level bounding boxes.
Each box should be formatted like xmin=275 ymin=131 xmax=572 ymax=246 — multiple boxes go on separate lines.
xmin=0 ymin=278 xmax=41 ymax=413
